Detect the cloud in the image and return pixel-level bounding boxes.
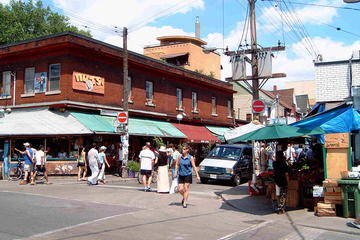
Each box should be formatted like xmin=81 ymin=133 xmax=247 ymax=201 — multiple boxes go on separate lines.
xmin=0 ymin=0 xmax=10 ymax=5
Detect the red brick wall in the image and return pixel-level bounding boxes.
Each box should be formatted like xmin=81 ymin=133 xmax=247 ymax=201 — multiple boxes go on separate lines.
xmin=1 ymin=53 xmax=233 ymax=124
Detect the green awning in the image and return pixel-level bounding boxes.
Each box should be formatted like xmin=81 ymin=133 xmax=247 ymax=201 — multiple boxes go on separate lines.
xmin=205 ymin=125 xmax=231 ymax=143
xmin=70 ymin=111 xmax=186 ymax=138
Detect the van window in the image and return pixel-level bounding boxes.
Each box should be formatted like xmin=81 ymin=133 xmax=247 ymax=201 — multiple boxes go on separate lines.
xmin=207 ymin=146 xmax=243 ymax=161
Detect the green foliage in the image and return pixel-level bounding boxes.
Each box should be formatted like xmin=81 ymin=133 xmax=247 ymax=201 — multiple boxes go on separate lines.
xmin=127 ymin=161 xmax=140 ymax=172
xmin=0 ymin=0 xmax=91 ymax=45
xmin=153 ymin=137 xmax=164 ymax=149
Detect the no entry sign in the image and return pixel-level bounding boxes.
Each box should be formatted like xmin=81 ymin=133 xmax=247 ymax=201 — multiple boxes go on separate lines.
xmin=252 ymin=100 xmax=265 ymax=113
xmin=117 ymin=112 xmax=128 ymax=124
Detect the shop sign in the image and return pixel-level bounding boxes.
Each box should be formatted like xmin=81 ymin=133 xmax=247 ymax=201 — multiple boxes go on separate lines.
xmin=72 ymin=72 xmax=105 ymax=94
xmin=325 ymin=133 xmax=349 ymax=149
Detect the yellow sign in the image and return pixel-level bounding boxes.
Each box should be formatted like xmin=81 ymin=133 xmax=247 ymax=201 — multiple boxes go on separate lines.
xmin=72 ymin=72 xmax=104 ymax=94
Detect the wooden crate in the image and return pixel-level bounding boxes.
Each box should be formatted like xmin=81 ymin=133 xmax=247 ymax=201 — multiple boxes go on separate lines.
xmin=324 ymin=186 xmax=341 ymax=192
xmin=288 ymin=180 xmax=300 ymax=190
xmin=286 ymin=189 xmax=299 ymax=208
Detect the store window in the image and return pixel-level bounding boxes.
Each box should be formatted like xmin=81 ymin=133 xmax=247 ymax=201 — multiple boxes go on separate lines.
xmin=227 ymin=99 xmax=233 ymax=118
xmin=192 ymin=91 xmax=198 ymax=112
xmin=1 ymin=71 xmax=11 ymax=97
xmin=48 ymin=64 xmax=60 ymax=92
xmin=24 ymin=67 xmax=35 ymax=94
xmin=176 ymin=88 xmax=183 ymax=109
xmin=145 ymin=80 xmax=154 ymax=104
xmin=211 ymin=96 xmax=217 ymax=115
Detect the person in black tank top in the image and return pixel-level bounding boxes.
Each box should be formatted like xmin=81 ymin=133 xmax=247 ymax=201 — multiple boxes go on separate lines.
xmin=174 ymin=144 xmax=200 ymax=208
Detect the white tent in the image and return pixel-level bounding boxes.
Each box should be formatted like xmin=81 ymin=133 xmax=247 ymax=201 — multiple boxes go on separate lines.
xmin=224 ymin=122 xmax=264 ymax=143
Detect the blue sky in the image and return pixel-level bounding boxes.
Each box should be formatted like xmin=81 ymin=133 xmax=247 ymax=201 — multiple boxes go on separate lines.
xmin=2 ymin=0 xmax=360 ymax=88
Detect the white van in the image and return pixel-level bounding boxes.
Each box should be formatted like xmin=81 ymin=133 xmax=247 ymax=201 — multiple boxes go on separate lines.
xmin=199 ymin=144 xmax=253 ymax=186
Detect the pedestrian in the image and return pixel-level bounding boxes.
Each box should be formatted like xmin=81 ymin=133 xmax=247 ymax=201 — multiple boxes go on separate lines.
xmin=98 ymin=146 xmax=110 ymax=184
xmin=15 ymin=142 xmax=34 ymax=185
xmin=156 ymin=146 xmax=170 ymax=193
xmin=170 ymin=144 xmax=181 ymax=178
xmin=139 ymin=143 xmax=155 ymax=192
xmin=285 ymin=143 xmax=296 ymax=165
xmin=259 ymin=143 xmax=269 ymax=173
xmin=174 ymin=144 xmax=200 ymax=208
xmin=32 ymin=145 xmax=50 ymax=185
xmin=115 ymin=143 xmax=123 ymax=177
xmin=87 ymin=143 xmax=100 ymax=185
xmin=77 ymin=147 xmax=87 ymax=181
xmin=273 ymin=151 xmax=290 ymax=214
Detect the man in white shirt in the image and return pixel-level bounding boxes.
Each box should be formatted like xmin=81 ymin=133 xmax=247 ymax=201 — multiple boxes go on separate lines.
xmin=31 ymin=145 xmax=50 ymax=184
xmin=139 ymin=143 xmax=155 ymax=191
xmin=87 ymin=143 xmax=100 ymax=185
xmin=285 ymin=144 xmax=296 ymax=165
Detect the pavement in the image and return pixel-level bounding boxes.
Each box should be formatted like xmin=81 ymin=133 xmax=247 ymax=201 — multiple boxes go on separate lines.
xmin=0 ymin=175 xmax=359 ymax=240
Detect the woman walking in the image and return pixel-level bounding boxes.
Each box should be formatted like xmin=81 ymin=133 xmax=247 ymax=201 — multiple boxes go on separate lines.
xmin=156 ymin=146 xmax=170 ymax=193
xmin=175 ymin=144 xmax=200 ymax=208
xmin=98 ymin=146 xmax=110 ymax=184
xmin=77 ymin=147 xmax=87 ymax=181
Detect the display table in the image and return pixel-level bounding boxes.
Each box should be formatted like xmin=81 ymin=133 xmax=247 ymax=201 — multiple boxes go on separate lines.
xmin=338 ymin=179 xmax=360 ymax=218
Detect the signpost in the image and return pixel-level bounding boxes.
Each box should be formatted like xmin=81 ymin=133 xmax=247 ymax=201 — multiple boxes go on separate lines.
xmin=252 ymin=100 xmax=265 ymax=114
xmin=117 ymin=112 xmax=128 ymax=124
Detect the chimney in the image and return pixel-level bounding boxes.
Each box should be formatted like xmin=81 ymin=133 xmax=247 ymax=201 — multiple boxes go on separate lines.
xmin=195 ymin=16 xmax=200 ymax=39
xmin=273 ymin=85 xmax=277 ymax=91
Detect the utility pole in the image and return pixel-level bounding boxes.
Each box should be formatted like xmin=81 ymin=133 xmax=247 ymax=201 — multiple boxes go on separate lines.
xmin=122 ymin=27 xmax=129 ymax=172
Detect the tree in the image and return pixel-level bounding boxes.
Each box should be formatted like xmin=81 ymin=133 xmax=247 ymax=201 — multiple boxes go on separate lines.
xmin=0 ymin=0 xmax=91 ymax=45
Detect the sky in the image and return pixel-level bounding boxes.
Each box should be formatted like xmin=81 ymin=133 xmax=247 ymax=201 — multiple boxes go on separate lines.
xmin=2 ymin=0 xmax=360 ymax=89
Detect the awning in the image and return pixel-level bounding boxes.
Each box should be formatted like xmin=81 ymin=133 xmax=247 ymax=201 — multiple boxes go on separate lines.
xmin=0 ymin=108 xmax=92 ymax=136
xmin=205 ymin=125 xmax=231 ymax=142
xmin=160 ymin=52 xmax=189 ymax=59
xmin=70 ymin=111 xmax=186 ymax=138
xmin=224 ymin=122 xmax=264 ymax=143
xmin=173 ymin=123 xmax=220 ymax=143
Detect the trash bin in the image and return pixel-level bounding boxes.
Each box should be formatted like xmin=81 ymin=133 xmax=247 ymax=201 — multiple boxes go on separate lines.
xmin=338 ymin=179 xmax=360 ymax=218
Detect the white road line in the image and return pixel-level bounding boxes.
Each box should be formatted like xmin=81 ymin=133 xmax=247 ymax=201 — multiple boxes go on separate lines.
xmin=15 ymin=210 xmax=142 ymax=240
xmin=218 ymin=221 xmax=273 ymax=240
xmin=280 ymin=226 xmax=325 ymax=240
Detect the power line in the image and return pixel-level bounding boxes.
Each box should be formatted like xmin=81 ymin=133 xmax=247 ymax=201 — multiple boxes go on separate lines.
xmin=261 ymin=0 xmax=360 ymax=12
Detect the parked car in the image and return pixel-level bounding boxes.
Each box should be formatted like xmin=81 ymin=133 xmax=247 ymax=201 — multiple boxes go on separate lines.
xmin=199 ymin=144 xmax=253 ymax=186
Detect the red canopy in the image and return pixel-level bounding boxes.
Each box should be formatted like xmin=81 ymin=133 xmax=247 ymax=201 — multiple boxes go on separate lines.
xmin=172 ymin=123 xmax=220 ymax=143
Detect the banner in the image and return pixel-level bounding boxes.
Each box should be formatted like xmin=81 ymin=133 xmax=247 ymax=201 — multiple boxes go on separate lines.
xmin=72 ymin=72 xmax=105 ymax=94
xmin=34 ymin=72 xmax=47 ymax=93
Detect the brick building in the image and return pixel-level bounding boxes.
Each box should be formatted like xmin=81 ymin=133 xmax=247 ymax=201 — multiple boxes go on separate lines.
xmin=0 ymin=32 xmax=234 ymax=175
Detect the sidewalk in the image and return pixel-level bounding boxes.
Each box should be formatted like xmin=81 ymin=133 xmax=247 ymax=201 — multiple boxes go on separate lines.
xmin=220 ymin=185 xmax=360 ymax=236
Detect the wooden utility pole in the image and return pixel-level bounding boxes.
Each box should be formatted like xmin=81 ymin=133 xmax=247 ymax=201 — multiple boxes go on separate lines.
xmin=122 ymin=27 xmax=129 ymax=167
xmin=249 ymin=0 xmax=260 ymax=119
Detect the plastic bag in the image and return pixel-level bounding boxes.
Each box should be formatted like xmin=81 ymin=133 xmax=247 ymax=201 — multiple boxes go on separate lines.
xmin=169 ymin=177 xmax=179 ymax=194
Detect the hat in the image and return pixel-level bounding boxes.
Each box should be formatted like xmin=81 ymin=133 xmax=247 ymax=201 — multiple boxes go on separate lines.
xmin=159 ymin=146 xmax=167 ymax=152
xmin=166 ymin=148 xmax=174 ymax=153
xmin=100 ymin=146 xmax=107 ymax=151
xmin=23 ymin=142 xmax=30 ymax=147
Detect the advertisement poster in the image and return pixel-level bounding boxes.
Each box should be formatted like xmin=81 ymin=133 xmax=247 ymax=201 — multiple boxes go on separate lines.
xmin=72 ymin=72 xmax=105 ymax=94
xmin=34 ymin=72 xmax=47 ymax=93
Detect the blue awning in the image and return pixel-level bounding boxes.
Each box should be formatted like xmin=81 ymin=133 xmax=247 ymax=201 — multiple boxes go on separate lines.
xmin=291 ymin=104 xmax=360 ymax=133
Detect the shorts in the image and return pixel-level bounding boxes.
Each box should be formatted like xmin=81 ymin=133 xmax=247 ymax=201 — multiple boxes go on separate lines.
xmin=36 ymin=165 xmax=46 ymax=173
xmin=77 ymin=162 xmax=86 ymax=167
xmin=178 ymin=175 xmax=192 ymax=184
xmin=140 ymin=169 xmax=152 ymax=176
xmin=24 ymin=164 xmax=33 ymax=173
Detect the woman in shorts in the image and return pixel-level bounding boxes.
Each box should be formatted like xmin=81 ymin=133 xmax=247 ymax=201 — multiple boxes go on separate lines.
xmin=77 ymin=147 xmax=87 ymax=181
xmin=175 ymin=144 xmax=200 ymax=208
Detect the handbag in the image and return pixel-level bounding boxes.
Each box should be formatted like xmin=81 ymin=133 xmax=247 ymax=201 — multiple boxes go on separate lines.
xmin=169 ymin=177 xmax=179 ymax=194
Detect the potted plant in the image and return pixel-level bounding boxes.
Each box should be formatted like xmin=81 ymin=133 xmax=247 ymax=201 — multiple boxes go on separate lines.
xmin=127 ymin=161 xmax=140 ymax=178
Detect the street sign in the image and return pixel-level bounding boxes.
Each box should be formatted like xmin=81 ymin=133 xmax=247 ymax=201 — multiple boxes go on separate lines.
xmin=117 ymin=112 xmax=128 ymax=124
xmin=252 ymin=100 xmax=265 ymax=113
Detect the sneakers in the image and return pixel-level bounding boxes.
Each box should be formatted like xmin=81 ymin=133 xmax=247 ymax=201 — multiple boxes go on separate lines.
xmin=350 ymin=221 xmax=360 ymax=229
xmin=144 ymin=187 xmax=151 ymax=192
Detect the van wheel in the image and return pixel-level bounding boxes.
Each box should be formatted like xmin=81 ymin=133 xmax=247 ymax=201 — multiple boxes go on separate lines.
xmin=200 ymin=177 xmax=209 ymax=184
xmin=233 ymin=174 xmax=241 ymax=186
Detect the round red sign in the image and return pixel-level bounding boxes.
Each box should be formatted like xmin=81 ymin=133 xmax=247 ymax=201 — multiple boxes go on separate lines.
xmin=117 ymin=112 xmax=128 ymax=123
xmin=252 ymin=100 xmax=265 ymax=113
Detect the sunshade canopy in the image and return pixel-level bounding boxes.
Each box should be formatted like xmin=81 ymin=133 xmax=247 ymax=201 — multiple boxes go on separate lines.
xmin=291 ymin=104 xmax=360 ymax=133
xmin=173 ymin=123 xmax=220 ymax=143
xmin=224 ymin=122 xmax=264 ymax=142
xmin=205 ymin=125 xmax=231 ymax=143
xmin=232 ymin=124 xmax=325 ymax=142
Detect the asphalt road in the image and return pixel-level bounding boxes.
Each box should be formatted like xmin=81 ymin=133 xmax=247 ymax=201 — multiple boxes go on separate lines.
xmin=0 ymin=177 xmax=358 ymax=240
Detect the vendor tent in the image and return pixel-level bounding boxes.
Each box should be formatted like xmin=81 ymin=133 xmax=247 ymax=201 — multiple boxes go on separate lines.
xmin=224 ymin=122 xmax=264 ymax=143
xmin=232 ymin=124 xmax=325 ymax=142
xmin=291 ymin=104 xmax=360 ymax=133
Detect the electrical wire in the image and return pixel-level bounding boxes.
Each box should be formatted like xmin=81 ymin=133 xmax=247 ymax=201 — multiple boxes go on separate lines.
xmin=261 ymin=0 xmax=360 ymax=12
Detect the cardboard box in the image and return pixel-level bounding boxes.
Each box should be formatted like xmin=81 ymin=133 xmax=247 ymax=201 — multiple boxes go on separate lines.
xmin=324 ymin=199 xmax=342 ymax=204
xmin=317 ymin=202 xmax=335 ymax=208
xmin=315 ymin=202 xmax=337 ymax=216
xmin=324 ymin=187 xmax=341 ymax=192
xmin=323 ymin=179 xmax=338 ymax=187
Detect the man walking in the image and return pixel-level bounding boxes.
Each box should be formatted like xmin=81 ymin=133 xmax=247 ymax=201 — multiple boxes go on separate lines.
xmin=16 ymin=142 xmax=34 ymax=185
xmin=139 ymin=142 xmax=155 ymax=192
xmin=32 ymin=145 xmax=50 ymax=185
xmin=87 ymin=143 xmax=100 ymax=185
xmin=259 ymin=143 xmax=269 ymax=173
xmin=273 ymin=151 xmax=290 ymax=214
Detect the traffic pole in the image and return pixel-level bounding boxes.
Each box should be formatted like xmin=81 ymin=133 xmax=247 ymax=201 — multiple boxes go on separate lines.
xmin=122 ymin=27 xmax=129 ymax=175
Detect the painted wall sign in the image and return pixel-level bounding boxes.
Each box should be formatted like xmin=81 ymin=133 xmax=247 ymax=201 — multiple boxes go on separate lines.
xmin=325 ymin=133 xmax=349 ymax=149
xmin=72 ymin=72 xmax=105 ymax=94
xmin=34 ymin=72 xmax=47 ymax=93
